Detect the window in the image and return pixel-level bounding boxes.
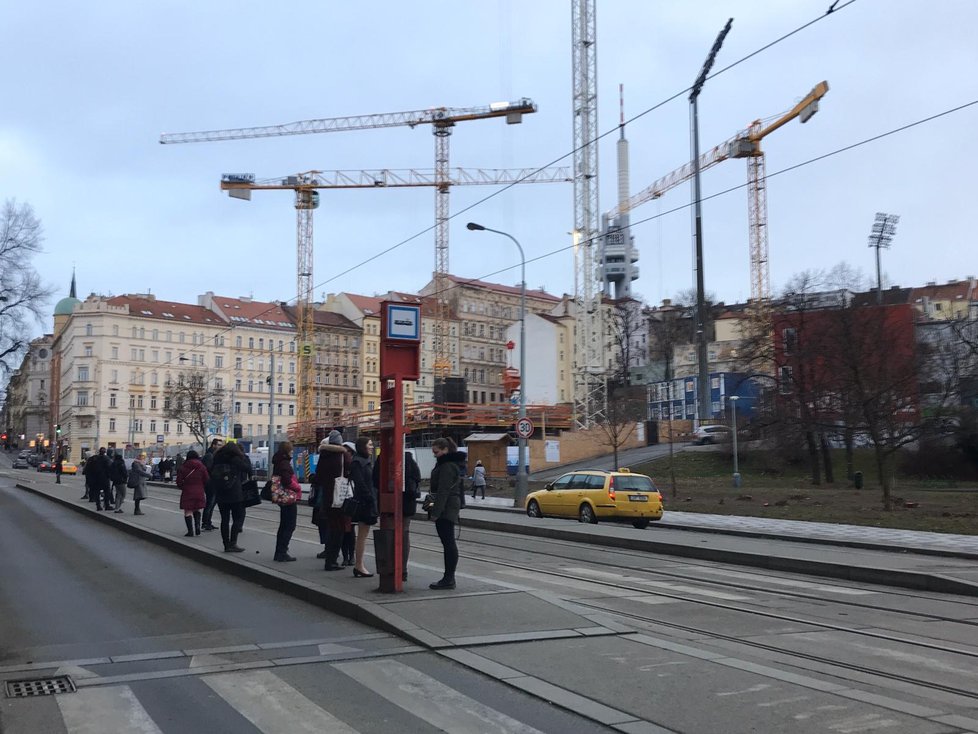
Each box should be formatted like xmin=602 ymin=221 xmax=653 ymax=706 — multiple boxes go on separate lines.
xmin=235 ymin=379 xmax=242 ymax=391
xmin=152 ymin=350 xmax=159 ymax=362
xmin=163 ymin=420 xmax=170 ymax=433
xmin=152 ymin=329 xmax=158 ymax=341
xmin=258 ymin=403 xmax=263 ymax=415
xmin=176 ymin=422 xmax=183 ymax=434
xmin=258 ymin=338 xmax=264 ymax=350
xmin=78 ymin=366 xmax=89 ymax=381
xmin=137 ymin=395 xmax=144 ymax=409
xmin=288 ymin=404 xmax=295 ymax=416
xmin=84 ymin=345 xmax=93 ymax=357
xmin=779 ymin=366 xmax=794 ymax=394
xmin=76 ymin=391 xmax=89 ymax=406
xmin=235 ymin=357 xmax=242 ymax=370
xmin=782 ymin=328 xmax=798 ymax=355
xmin=149 ymin=420 xmax=157 ymax=433
xmin=277 ymin=403 xmax=283 ymax=415
xmin=85 ymin=323 xmax=93 ymax=336
xmin=235 ymin=402 xmax=241 ymax=414
xmin=112 ymin=325 xmax=119 ymax=336
xmin=109 ymin=418 xmax=116 ymax=431
xmin=289 ymin=362 xmax=295 ymax=374
xmin=150 ymin=372 xmax=158 ymax=386
xmin=248 ymin=380 xmax=254 ymax=392
xmin=215 ymin=355 xmax=223 ymax=368
xmin=109 ymin=394 xmax=118 ymax=408
xmin=111 ymin=346 xmax=119 ymax=359
xmin=288 ymin=383 xmax=296 ymax=395
xmin=248 ymin=358 xmax=255 ymax=371
xmin=150 ymin=396 xmax=157 ymax=409
xmin=248 ymin=337 xmax=254 ymax=349
xmin=247 ymin=402 xmax=253 ymax=414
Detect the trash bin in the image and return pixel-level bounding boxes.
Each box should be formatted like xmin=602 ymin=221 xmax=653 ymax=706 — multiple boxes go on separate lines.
xmin=854 ymin=471 xmax=863 ymax=490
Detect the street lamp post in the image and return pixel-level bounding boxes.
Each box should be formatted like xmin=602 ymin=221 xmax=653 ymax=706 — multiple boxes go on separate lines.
xmin=729 ymin=395 xmax=740 ymax=488
xmin=467 ymin=222 xmax=528 ymax=507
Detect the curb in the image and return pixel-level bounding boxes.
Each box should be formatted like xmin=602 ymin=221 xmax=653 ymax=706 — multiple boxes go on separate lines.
xmin=459 ymin=517 xmax=978 ymax=598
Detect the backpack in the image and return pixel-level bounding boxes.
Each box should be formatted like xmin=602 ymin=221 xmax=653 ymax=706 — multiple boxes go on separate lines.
xmin=126 ymin=465 xmax=140 ymax=489
xmin=210 ymin=462 xmax=240 ymax=497
xmin=454 ymin=462 xmax=466 ymax=510
xmin=110 ymin=459 xmax=128 ymax=484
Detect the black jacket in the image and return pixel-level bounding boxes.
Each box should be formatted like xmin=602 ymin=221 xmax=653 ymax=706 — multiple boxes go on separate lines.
xmin=211 ymin=446 xmax=252 ymax=504
xmin=430 ymin=451 xmax=464 ymax=523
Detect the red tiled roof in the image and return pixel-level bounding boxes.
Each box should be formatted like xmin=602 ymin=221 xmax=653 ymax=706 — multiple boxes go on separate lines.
xmin=445 ymin=274 xmax=559 ymax=302
xmin=284 ymin=306 xmax=359 ymax=330
xmin=209 ymin=295 xmax=296 ymax=330
xmin=909 ymin=280 xmax=976 ymax=302
xmin=344 ymin=293 xmax=384 ymax=317
xmin=108 ymin=296 xmax=225 ymax=326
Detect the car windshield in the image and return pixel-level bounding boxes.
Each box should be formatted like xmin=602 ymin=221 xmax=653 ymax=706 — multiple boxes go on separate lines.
xmin=613 ymin=475 xmax=657 ymax=492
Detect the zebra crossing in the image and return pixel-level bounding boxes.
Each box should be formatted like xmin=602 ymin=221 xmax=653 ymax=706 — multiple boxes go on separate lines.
xmin=32 ymin=655 xmax=578 ymax=734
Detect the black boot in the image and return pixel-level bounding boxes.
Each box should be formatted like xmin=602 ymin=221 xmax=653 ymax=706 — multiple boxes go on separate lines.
xmin=193 ymin=511 xmax=201 ymax=536
xmin=226 ymin=528 xmax=244 ymax=552
xmin=134 ymin=499 xmax=144 ymax=516
xmin=184 ymin=517 xmax=194 ymax=537
xmin=429 ymin=577 xmax=456 ymax=590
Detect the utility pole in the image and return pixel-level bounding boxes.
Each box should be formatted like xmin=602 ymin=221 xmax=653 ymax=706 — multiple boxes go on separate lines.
xmin=689 ymin=18 xmax=733 ymax=422
xmin=267 ymin=348 xmax=276 ymax=458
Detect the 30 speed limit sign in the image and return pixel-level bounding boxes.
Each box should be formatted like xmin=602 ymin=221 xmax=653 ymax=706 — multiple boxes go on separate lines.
xmin=515 ymin=417 xmax=534 ymax=438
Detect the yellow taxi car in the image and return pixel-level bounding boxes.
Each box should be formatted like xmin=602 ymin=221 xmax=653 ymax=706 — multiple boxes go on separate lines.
xmin=60 ymin=462 xmax=78 ymax=475
xmin=525 ymin=468 xmax=664 ymax=529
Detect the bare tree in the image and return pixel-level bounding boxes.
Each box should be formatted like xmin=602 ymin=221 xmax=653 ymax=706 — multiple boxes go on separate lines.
xmin=607 ymin=297 xmax=645 ymax=389
xmin=596 ymin=386 xmax=646 ymax=469
xmin=0 ymin=201 xmax=53 ymax=375
xmin=162 ymin=370 xmax=225 ymax=450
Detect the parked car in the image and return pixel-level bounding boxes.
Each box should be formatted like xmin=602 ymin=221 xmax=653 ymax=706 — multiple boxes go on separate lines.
xmin=12 ymin=457 xmax=29 ymax=469
xmin=692 ymin=425 xmax=731 ymax=445
xmin=36 ymin=461 xmax=52 ymax=472
xmin=60 ymin=462 xmax=78 ymax=475
xmin=525 ymin=469 xmax=664 ymax=529
xmin=27 ymin=454 xmax=40 ymax=467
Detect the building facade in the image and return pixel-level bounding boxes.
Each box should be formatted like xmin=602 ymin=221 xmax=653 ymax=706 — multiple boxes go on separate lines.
xmin=4 ymin=335 xmax=54 ymax=449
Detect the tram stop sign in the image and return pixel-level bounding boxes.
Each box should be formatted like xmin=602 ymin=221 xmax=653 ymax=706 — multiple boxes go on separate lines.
xmin=516 ymin=417 xmax=534 ymax=439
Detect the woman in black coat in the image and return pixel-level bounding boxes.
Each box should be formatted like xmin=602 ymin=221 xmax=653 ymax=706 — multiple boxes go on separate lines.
xmin=349 ymin=436 xmax=377 ymax=577
xmin=313 ymin=431 xmax=351 ymax=571
xmin=211 ymin=442 xmax=252 ymax=553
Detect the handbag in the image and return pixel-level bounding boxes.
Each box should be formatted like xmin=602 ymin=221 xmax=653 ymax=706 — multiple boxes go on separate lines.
xmin=270 ymin=475 xmax=298 ymax=506
xmin=341 ymin=496 xmax=359 ymax=517
xmin=331 ymin=476 xmax=353 ymax=509
xmin=421 ymin=493 xmax=434 ymax=512
xmin=260 ymin=480 xmax=273 ymax=501
xmin=241 ymin=478 xmax=261 ymax=508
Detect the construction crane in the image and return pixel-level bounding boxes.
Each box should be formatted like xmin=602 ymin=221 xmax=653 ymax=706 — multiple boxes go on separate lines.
xmin=161 ymin=99 xmax=537 ymax=435
xmin=571 ymin=0 xmax=605 ymax=429
xmin=608 ymin=81 xmax=829 ymax=302
xmin=218 ymin=166 xmax=571 ymax=433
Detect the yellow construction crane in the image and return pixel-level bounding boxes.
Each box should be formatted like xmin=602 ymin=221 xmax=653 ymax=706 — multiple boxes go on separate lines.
xmin=161 ymin=99 xmax=537 ymax=436
xmin=609 ymin=81 xmax=829 ymax=301
xmin=217 ymin=166 xmax=571 ymax=436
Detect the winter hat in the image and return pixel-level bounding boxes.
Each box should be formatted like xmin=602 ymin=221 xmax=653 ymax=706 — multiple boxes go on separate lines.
xmin=328 ymin=429 xmax=343 ymax=445
xmin=342 ymin=441 xmax=356 ymax=452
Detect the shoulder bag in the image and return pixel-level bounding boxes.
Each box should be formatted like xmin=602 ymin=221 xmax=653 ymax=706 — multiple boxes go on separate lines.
xmin=270 ymin=475 xmax=298 ymax=506
xmin=241 ymin=478 xmax=261 ymax=508
xmin=331 ymin=476 xmax=353 ymax=509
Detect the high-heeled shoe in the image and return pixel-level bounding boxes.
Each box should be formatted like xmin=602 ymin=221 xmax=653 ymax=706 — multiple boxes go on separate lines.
xmin=353 ymin=568 xmax=374 ymax=578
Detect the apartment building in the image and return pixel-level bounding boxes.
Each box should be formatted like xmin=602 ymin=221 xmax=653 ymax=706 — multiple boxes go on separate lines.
xmin=321 ymin=292 xmax=420 ymax=410
xmin=4 ymin=335 xmax=53 ymax=447
xmin=504 ymin=312 xmax=575 ymax=404
xmin=421 ymin=275 xmax=560 ymax=405
xmin=199 ymin=293 xmax=299 ymax=443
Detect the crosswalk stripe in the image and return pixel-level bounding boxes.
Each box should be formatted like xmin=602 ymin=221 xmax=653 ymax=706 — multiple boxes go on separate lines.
xmin=204 ymin=669 xmax=359 ymax=734
xmin=56 ymin=685 xmax=163 ymax=734
xmin=335 ymin=658 xmax=546 ymax=734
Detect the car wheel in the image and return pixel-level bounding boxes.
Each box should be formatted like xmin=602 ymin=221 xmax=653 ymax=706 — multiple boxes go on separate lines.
xmin=579 ymin=503 xmax=597 ymax=524
xmin=527 ymin=500 xmax=542 ymax=519
xmin=632 ymin=519 xmax=650 ymax=529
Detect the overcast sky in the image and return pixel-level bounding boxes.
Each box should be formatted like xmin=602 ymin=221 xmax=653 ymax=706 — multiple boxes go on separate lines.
xmin=3 ymin=0 xmax=976 ymax=337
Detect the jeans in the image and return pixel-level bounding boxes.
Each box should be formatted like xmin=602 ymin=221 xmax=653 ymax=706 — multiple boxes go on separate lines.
xmin=113 ymin=483 xmax=127 ymax=509
xmin=435 ymin=518 xmax=458 ymax=581
xmin=275 ymin=503 xmax=298 ymax=556
xmin=218 ymin=501 xmax=246 ymax=548
xmin=202 ymin=484 xmax=216 ymax=527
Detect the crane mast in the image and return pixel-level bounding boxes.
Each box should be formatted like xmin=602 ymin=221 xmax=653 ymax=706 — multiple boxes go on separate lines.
xmin=572 ymin=0 xmax=605 ymax=429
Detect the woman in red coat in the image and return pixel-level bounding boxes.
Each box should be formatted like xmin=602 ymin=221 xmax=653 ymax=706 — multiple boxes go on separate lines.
xmin=176 ymin=449 xmax=209 ymax=537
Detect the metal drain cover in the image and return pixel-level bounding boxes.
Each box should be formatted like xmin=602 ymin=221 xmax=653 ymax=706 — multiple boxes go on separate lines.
xmin=5 ymin=676 xmax=76 ymax=698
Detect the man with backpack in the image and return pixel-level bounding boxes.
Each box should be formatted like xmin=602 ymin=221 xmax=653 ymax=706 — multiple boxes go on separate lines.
xmin=109 ymin=450 xmax=129 ymax=513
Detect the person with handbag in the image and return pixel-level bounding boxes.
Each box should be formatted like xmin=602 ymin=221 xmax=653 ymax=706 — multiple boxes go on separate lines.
xmin=348 ymin=436 xmax=378 ymax=577
xmin=211 ymin=442 xmax=251 ymax=552
xmin=271 ymin=441 xmax=302 ymax=562
xmin=176 ymin=449 xmax=209 ymax=537
xmin=313 ymin=430 xmax=352 ymax=571
xmin=402 ymin=451 xmax=422 ymax=581
xmin=428 ymin=437 xmax=464 ymax=590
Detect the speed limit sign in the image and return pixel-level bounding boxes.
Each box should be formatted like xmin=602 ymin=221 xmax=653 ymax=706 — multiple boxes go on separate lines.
xmin=515 ymin=417 xmax=534 ymax=439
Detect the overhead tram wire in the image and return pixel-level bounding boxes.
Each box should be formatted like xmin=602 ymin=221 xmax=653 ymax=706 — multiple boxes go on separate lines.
xmin=164 ymin=0 xmax=865 ymax=365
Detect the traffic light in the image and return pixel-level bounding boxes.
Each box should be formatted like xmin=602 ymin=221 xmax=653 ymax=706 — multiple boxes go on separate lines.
xmin=0 ymin=433 xmax=7 ymax=442
xmin=55 ymin=424 xmax=62 ymax=436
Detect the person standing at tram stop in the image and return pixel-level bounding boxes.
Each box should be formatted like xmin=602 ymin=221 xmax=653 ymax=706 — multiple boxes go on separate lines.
xmin=200 ymin=437 xmax=222 ymax=531
xmin=471 ymin=459 xmax=487 ymax=500
xmin=314 ymin=430 xmax=351 ymax=571
xmin=349 ymin=436 xmax=378 ymax=578
xmin=176 ymin=449 xmax=208 ymax=536
xmin=272 ymin=441 xmax=302 ymax=562
xmin=212 ymin=441 xmax=251 ymax=552
xmin=428 ymin=437 xmax=463 ymax=590
xmin=370 ymin=449 xmax=422 ymax=582
xmin=109 ymin=449 xmax=128 ymax=512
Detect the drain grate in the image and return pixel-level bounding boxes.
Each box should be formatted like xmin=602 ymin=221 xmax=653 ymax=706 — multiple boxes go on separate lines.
xmin=5 ymin=676 xmax=76 ymax=698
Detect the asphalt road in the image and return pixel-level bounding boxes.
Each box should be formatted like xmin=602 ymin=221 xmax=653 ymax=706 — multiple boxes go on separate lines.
xmin=0 ymin=474 xmax=607 ymax=734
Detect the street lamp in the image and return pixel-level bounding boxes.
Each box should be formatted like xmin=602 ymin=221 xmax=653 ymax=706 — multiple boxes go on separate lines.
xmin=466 ymin=221 xmax=528 ymax=507
xmin=729 ymin=395 xmax=740 ymax=488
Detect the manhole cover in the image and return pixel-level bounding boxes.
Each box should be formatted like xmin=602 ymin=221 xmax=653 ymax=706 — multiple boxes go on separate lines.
xmin=5 ymin=676 xmax=76 ymax=698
